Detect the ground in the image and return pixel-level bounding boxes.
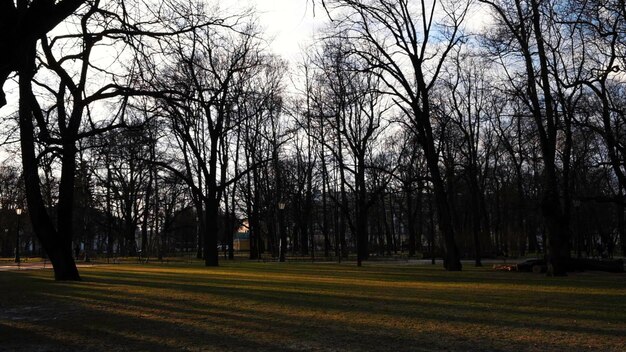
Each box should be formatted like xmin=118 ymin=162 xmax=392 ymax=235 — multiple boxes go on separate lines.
xmin=0 ymin=261 xmax=625 ymax=351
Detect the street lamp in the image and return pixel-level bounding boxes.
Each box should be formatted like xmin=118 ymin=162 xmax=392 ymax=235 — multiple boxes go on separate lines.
xmin=15 ymin=208 xmax=22 ymax=264
xmin=278 ymin=201 xmax=286 ymax=262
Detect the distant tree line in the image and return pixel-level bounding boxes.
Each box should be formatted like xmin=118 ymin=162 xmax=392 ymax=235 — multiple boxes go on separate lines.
xmin=0 ymin=0 xmax=624 ymax=279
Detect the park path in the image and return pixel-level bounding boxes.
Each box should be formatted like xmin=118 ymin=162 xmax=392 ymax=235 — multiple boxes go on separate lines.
xmin=0 ymin=258 xmax=524 ymax=271
xmin=0 ymin=262 xmax=99 ymax=272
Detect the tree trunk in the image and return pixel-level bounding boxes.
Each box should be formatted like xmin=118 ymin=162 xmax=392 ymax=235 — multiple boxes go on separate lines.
xmin=204 ymin=197 xmax=219 ymax=266
xmin=228 ymin=211 xmax=235 ymax=260
xmin=140 ymin=165 xmax=154 ymax=256
xmin=279 ymin=206 xmax=286 ymax=262
xmin=356 ymin=159 xmax=369 ymax=266
xmin=617 ymin=192 xmax=626 ymax=257
xmin=106 ymin=160 xmax=114 ymax=259
xmin=423 ymin=141 xmax=462 ymax=271
xmin=406 ymin=184 xmax=416 ymax=257
xmin=382 ymin=193 xmax=393 ymax=255
xmin=428 ymin=189 xmax=436 ymax=265
xmin=18 ymin=41 xmax=79 ymax=281
xmin=321 ymin=147 xmax=330 ymax=258
xmin=526 ymin=0 xmax=570 ymax=276
xmin=356 ymin=196 xmax=368 ymax=267
xmin=469 ymin=170 xmax=483 ymax=267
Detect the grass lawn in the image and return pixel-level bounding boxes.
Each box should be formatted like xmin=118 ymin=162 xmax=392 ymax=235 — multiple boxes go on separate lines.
xmin=0 ymin=261 xmax=625 ymax=352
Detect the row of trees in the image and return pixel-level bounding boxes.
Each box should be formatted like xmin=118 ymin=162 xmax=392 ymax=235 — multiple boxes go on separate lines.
xmin=0 ymin=0 xmax=624 ymax=279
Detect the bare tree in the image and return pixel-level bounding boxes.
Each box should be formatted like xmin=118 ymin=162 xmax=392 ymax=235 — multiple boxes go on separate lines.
xmin=14 ymin=1 xmax=141 ymax=280
xmin=327 ymin=0 xmax=470 ymax=270
xmin=10 ymin=0 xmax=211 ymax=279
xmin=154 ymin=15 xmax=280 ymax=266
xmin=0 ymin=0 xmax=85 ymax=108
xmin=480 ymin=0 xmax=579 ymax=275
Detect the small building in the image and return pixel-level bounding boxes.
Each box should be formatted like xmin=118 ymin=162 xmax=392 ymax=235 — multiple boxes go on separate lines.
xmin=234 ymin=219 xmax=250 ymax=251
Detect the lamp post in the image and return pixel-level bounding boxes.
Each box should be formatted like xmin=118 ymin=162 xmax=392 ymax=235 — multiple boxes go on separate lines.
xmin=15 ymin=208 xmax=22 ymax=264
xmin=278 ymin=201 xmax=286 ymax=262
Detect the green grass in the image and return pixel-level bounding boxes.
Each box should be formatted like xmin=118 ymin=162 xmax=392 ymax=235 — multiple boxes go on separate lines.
xmin=1 ymin=262 xmax=625 ymax=351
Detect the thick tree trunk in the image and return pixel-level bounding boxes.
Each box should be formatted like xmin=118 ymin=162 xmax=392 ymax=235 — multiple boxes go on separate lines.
xmin=196 ymin=222 xmax=204 ymax=258
xmin=382 ymin=194 xmax=393 ymax=255
xmin=322 ymin=160 xmax=330 ymax=258
xmin=423 ymin=140 xmax=462 ymax=271
xmin=334 ymin=203 xmax=341 ymax=259
xmin=412 ymin=63 xmax=461 ymax=270
xmin=194 ymin=197 xmax=204 ymax=259
xmin=18 ymin=41 xmax=79 ymax=281
xmin=472 ymin=208 xmax=482 ymax=267
xmin=542 ymin=187 xmax=571 ymax=276
xmin=248 ymin=164 xmax=260 ymax=260
xmin=195 ymin=168 xmax=204 ymax=259
xmin=204 ymin=198 xmax=219 ymax=267
xmin=516 ymin=172 xmax=533 ymax=254
xmin=356 ymin=162 xmax=369 ymax=266
xmin=300 ymin=215 xmax=310 ymax=256
xmin=433 ymin=179 xmax=462 ymax=271
xmin=140 ymin=165 xmax=154 ymax=255
xmin=124 ymin=215 xmax=137 ymax=257
xmin=529 ymin=0 xmax=570 ymax=276
xmin=356 ymin=199 xmax=368 ymax=267
xmin=469 ymin=174 xmax=483 ymax=267
xmin=106 ymin=161 xmax=114 ymax=258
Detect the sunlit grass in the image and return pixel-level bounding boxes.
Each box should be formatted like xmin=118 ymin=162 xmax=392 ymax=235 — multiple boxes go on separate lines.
xmin=1 ymin=261 xmax=625 ymax=351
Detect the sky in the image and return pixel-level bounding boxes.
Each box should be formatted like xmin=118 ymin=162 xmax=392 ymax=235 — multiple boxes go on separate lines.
xmin=241 ymin=0 xmax=493 ymax=67
xmin=240 ymin=0 xmax=329 ymax=62
xmin=0 ymin=1 xmax=325 ymax=114
xmin=0 ymin=0 xmax=493 ymax=118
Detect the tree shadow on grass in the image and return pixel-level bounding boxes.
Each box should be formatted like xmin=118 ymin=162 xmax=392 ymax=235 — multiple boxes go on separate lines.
xmin=1 ymin=265 xmax=625 ymax=352
xmin=81 ymin=268 xmax=626 ymax=325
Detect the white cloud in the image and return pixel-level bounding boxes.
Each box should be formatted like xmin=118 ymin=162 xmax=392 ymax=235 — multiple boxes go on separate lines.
xmin=241 ymin=0 xmax=329 ymax=61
